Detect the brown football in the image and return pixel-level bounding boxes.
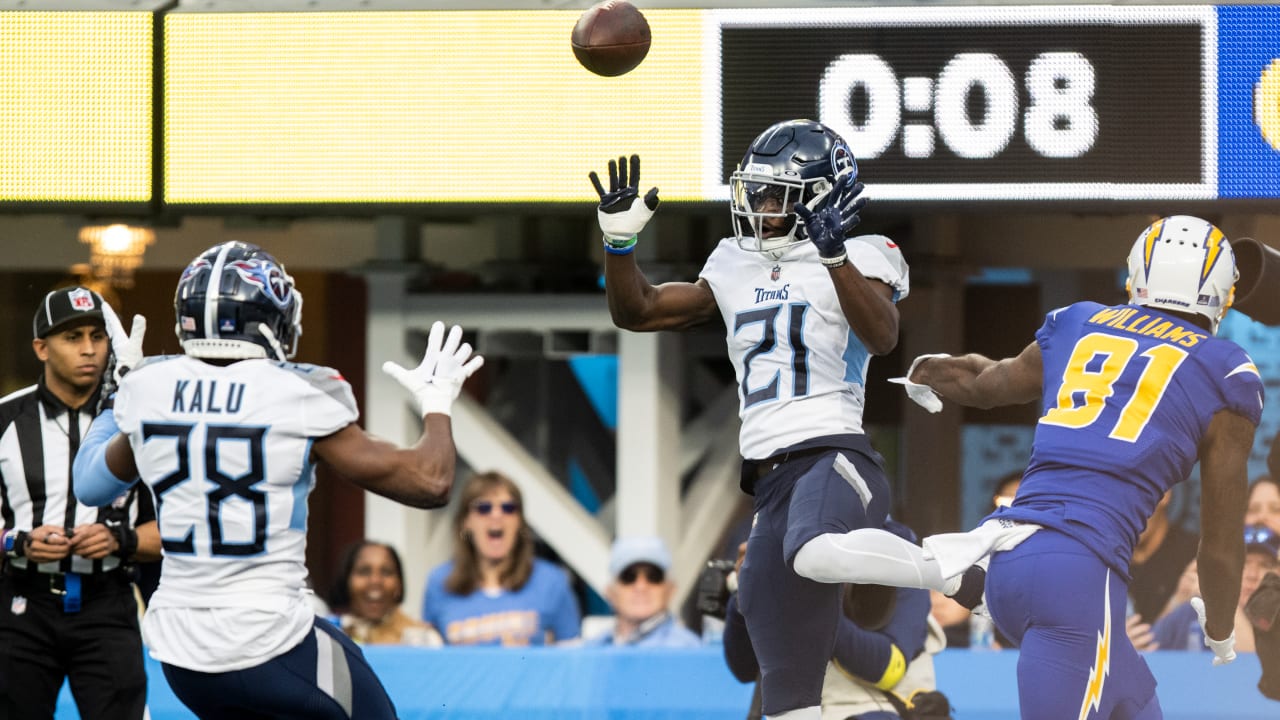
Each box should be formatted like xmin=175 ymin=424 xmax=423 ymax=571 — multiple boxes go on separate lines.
xmin=571 ymin=0 xmax=651 ymax=77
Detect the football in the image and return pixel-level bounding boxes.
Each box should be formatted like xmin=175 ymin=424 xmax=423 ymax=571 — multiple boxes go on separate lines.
xmin=571 ymin=0 xmax=651 ymax=77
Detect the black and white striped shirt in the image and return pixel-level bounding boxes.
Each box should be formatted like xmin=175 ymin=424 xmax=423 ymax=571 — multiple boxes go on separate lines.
xmin=0 ymin=378 xmax=155 ymax=575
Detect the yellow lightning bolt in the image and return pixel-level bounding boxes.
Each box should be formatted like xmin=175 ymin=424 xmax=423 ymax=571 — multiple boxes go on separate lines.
xmin=1200 ymin=225 xmax=1226 ymax=287
xmin=1078 ymin=570 xmax=1113 ymax=720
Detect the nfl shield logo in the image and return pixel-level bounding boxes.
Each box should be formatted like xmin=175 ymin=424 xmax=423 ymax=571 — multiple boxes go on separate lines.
xmin=68 ymin=288 xmax=95 ymax=311
xmin=771 ymin=265 xmax=781 ymax=281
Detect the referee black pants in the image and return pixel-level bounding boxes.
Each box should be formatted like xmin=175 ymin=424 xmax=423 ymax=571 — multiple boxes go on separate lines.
xmin=0 ymin=573 xmax=146 ymax=720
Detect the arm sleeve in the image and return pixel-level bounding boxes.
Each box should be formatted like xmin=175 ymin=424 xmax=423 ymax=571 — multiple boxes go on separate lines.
xmin=722 ymin=594 xmax=760 ymax=683
xmin=72 ymin=408 xmax=137 ymax=507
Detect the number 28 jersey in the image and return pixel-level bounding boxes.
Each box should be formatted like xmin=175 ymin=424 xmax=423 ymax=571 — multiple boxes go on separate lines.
xmin=1001 ymin=301 xmax=1264 ymax=577
xmin=699 ymin=235 xmax=909 ymax=460
xmin=113 ymin=355 xmax=357 ymax=671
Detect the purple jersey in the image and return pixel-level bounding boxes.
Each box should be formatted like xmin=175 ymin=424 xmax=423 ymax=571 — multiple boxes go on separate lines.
xmin=996 ymin=301 xmax=1263 ymax=578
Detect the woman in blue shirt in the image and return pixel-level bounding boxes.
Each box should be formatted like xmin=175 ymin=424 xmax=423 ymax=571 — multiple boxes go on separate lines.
xmin=423 ymin=471 xmax=581 ymax=645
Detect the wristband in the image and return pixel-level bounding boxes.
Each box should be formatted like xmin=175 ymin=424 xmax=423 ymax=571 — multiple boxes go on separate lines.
xmin=820 ymin=252 xmax=848 ymax=268
xmin=4 ymin=529 xmax=28 ymax=558
xmin=873 ymin=644 xmax=907 ymax=690
xmin=603 ymin=235 xmax=638 ymax=255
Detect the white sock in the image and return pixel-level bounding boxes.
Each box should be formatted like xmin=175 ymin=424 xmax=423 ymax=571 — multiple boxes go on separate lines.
xmin=792 ymin=529 xmax=947 ymax=591
xmin=767 ymin=706 xmax=821 ymax=720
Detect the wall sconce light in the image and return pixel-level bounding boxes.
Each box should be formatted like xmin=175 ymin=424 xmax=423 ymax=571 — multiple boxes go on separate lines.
xmin=78 ymin=223 xmax=155 ymax=289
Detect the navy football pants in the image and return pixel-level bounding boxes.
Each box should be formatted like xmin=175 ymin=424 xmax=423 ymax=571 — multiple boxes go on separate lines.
xmin=163 ymin=617 xmax=398 ymax=720
xmin=737 ymin=447 xmax=891 ymax=716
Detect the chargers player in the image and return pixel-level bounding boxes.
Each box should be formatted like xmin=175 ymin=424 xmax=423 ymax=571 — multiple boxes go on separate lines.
xmin=807 ymin=217 xmax=1263 ymax=719
xmin=72 ymin=241 xmax=483 ymax=719
xmin=590 ymin=119 xmax=908 ymax=719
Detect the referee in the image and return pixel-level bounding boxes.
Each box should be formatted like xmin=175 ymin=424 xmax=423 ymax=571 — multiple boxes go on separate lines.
xmin=0 ymin=286 xmax=160 ymax=720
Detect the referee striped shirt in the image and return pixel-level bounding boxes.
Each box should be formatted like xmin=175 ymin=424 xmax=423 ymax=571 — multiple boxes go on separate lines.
xmin=0 ymin=378 xmax=154 ymax=575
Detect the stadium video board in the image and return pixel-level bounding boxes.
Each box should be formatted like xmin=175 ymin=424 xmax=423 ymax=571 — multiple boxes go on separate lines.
xmin=3 ymin=5 xmax=1276 ymax=208
xmin=0 ymin=6 xmax=156 ymax=209
xmin=715 ymin=7 xmax=1215 ymax=201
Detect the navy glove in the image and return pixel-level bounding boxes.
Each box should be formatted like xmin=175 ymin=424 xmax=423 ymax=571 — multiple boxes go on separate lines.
xmin=794 ymin=172 xmax=866 ymax=268
xmin=589 ymin=154 xmax=661 ymax=255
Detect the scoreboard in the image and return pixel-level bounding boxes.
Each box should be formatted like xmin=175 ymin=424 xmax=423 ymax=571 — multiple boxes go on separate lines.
xmin=1 ymin=4 xmax=1278 ymax=209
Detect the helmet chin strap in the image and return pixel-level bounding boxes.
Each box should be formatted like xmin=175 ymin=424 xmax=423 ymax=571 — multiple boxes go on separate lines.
xmin=258 ymin=324 xmax=288 ymax=362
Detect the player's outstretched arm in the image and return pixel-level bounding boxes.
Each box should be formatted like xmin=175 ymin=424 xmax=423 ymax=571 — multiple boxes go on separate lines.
xmin=314 ymin=417 xmax=457 ymax=509
xmin=1193 ymin=408 xmax=1256 ymax=662
xmin=316 ymin=321 xmax=483 ymax=509
xmin=590 ymin=154 xmax=718 ymax=332
xmin=912 ymin=341 xmax=1043 ymax=409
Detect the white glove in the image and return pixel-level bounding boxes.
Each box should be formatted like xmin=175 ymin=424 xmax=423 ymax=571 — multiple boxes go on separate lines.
xmin=101 ymin=301 xmax=146 ymax=384
xmin=887 ymin=353 xmax=951 ymax=414
xmin=589 ymin=155 xmax=660 ymax=250
xmin=381 ymin=322 xmax=484 ymax=417
xmin=1190 ymin=596 xmax=1237 ymax=665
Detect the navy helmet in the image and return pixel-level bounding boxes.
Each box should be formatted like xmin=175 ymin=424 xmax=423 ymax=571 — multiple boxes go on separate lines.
xmin=730 ymin=119 xmax=857 ymax=257
xmin=174 ymin=241 xmax=302 ymax=361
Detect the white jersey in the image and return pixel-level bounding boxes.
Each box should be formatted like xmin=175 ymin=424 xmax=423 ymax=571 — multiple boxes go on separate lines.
xmin=699 ymin=235 xmax=909 ymax=460
xmin=113 ymin=355 xmax=357 ymax=672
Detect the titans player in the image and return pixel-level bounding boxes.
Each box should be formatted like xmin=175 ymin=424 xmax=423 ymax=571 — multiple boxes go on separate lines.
xmin=71 ymin=241 xmax=483 ymax=719
xmin=590 ymin=120 xmax=908 ymax=719
xmin=809 ymin=217 xmax=1262 ymax=719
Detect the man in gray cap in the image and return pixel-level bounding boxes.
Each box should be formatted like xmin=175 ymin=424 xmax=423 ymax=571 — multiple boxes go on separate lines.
xmin=0 ymin=286 xmax=160 ymax=720
xmin=588 ymin=535 xmax=701 ymax=648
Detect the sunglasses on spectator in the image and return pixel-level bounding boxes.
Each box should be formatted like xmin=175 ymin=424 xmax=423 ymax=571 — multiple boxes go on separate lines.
xmin=1246 ymin=524 xmax=1279 ymax=549
xmin=471 ymin=501 xmax=519 ymax=516
xmin=619 ymin=563 xmax=665 ymax=585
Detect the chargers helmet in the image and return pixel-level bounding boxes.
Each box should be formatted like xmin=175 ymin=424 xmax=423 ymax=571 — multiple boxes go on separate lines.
xmin=1126 ymin=215 xmax=1238 ymax=335
xmin=175 ymin=241 xmax=302 ymax=361
xmin=730 ymin=119 xmax=857 ymax=257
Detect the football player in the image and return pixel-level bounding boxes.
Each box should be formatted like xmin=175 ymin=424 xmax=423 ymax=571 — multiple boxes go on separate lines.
xmin=72 ymin=241 xmax=482 ymax=719
xmin=590 ymin=119 xmax=908 ymax=719
xmin=801 ymin=217 xmax=1263 ymax=719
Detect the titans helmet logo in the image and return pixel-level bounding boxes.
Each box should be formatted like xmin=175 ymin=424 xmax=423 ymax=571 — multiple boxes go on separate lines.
xmin=831 ymin=143 xmax=857 ymax=178
xmin=228 ymin=260 xmax=293 ymax=308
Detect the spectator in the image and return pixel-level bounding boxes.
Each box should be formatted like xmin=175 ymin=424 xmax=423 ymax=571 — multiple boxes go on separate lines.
xmin=1128 ymin=489 xmax=1199 ymax=625
xmin=587 ymin=536 xmax=700 ymax=648
xmin=1247 ymin=476 xmax=1280 ymax=533
xmin=1250 ymin=570 xmax=1280 ymax=701
xmin=991 ymin=470 xmax=1021 ymax=509
xmin=423 ymin=471 xmax=581 ymax=645
xmin=1152 ymin=524 xmax=1280 ymax=653
xmin=329 ymin=540 xmax=442 ymax=647
xmin=1 ymin=286 xmax=162 ymax=720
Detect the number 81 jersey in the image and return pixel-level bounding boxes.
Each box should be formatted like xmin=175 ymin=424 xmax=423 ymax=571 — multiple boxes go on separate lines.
xmin=1011 ymin=301 xmax=1264 ymax=575
xmin=113 ymin=355 xmax=357 ymax=671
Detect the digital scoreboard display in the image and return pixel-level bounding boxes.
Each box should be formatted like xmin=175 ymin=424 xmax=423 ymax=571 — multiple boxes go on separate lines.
xmin=3 ymin=5 xmax=1277 ymax=208
xmin=715 ymin=7 xmax=1216 ymax=201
